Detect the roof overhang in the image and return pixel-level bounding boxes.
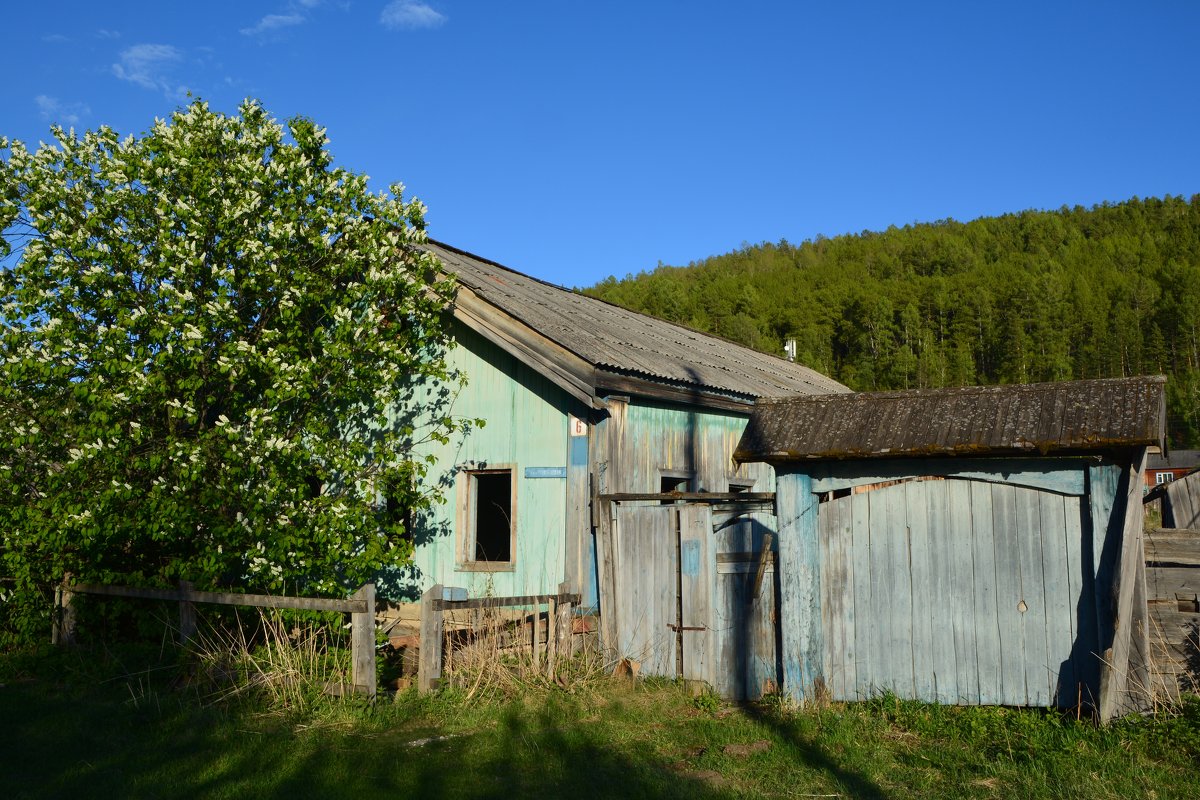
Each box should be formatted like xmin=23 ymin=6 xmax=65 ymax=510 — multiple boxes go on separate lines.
xmin=452 ymin=287 xmax=758 ymax=414
xmin=735 ymin=376 xmax=1168 ymax=465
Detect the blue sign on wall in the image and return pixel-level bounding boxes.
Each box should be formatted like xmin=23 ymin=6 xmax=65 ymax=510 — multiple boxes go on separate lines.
xmin=524 ymin=466 xmax=567 ymax=479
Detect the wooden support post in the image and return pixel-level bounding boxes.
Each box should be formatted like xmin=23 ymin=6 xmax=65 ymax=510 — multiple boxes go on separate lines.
xmin=52 ymin=576 xmax=76 ymax=646
xmin=532 ymin=608 xmax=541 ymax=668
xmin=350 ymin=583 xmax=376 ymax=699
xmin=418 ymin=584 xmax=444 ymax=693
xmin=777 ymin=473 xmax=823 ymax=704
xmin=178 ymin=580 xmax=197 ymax=645
xmin=546 ymin=597 xmax=558 ymax=676
xmin=557 ymin=580 xmax=575 ymax=658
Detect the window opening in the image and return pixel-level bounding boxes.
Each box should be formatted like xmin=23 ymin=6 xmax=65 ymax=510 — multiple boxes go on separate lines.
xmin=471 ymin=470 xmax=513 ymax=562
xmin=660 ymin=474 xmax=691 ymax=504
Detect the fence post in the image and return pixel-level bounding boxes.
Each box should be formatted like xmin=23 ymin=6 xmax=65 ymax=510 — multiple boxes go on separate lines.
xmin=350 ymin=583 xmax=377 ymax=699
xmin=532 ymin=607 xmax=541 ymax=668
xmin=52 ymin=575 xmax=76 ymax=646
xmin=546 ymin=596 xmax=558 ymax=676
xmin=418 ymin=584 xmax=444 ymax=692
xmin=557 ymin=580 xmax=575 ymax=658
xmin=178 ymin=580 xmax=197 ymax=645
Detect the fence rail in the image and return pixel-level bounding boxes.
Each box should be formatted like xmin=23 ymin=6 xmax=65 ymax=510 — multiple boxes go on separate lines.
xmin=418 ymin=582 xmax=579 ymax=692
xmin=53 ymin=579 xmax=377 ymax=698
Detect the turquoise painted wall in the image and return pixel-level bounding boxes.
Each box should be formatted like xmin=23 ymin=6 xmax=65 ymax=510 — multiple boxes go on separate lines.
xmin=396 ymin=323 xmax=574 ymax=599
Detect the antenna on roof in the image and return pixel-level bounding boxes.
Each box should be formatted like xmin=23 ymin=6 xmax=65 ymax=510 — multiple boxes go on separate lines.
xmin=783 ymin=338 xmax=797 ymax=362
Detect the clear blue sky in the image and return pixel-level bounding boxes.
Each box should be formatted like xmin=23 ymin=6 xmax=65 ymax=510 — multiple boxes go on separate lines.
xmin=3 ymin=2 xmax=1198 ymax=288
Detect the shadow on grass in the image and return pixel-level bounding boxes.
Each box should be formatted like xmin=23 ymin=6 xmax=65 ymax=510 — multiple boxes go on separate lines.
xmin=0 ymin=672 xmax=736 ymax=799
xmin=739 ymin=700 xmax=891 ymax=800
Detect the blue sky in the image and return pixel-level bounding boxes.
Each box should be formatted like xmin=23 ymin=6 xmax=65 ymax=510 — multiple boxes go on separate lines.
xmin=3 ymin=2 xmax=1198 ymax=288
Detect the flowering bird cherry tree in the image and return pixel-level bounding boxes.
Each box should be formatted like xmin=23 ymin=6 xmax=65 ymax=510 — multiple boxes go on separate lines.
xmin=0 ymin=100 xmax=467 ymax=642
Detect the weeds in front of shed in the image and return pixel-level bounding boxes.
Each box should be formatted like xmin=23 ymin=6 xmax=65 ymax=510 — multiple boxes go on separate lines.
xmin=437 ymin=601 xmax=606 ymax=702
xmin=185 ymin=609 xmax=353 ymax=714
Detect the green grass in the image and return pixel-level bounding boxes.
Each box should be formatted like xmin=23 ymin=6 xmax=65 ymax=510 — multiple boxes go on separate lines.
xmin=1 ymin=645 xmax=1196 ymax=799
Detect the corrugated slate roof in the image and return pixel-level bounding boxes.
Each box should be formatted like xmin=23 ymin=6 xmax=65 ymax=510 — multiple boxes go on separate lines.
xmin=428 ymin=241 xmax=848 ymax=400
xmin=735 ymin=376 xmax=1167 ymax=463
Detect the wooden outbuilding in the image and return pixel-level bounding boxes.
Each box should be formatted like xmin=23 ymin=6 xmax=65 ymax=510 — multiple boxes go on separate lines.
xmin=1144 ymin=467 xmax=1200 ymax=529
xmin=733 ymin=376 xmax=1166 ymax=720
xmin=396 ymin=242 xmax=846 ymax=609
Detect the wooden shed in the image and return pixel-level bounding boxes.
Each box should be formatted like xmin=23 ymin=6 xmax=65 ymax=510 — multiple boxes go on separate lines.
xmin=395 ymin=242 xmax=846 ymax=610
xmin=1145 ymin=467 xmax=1200 ymax=529
xmin=734 ymin=376 xmax=1166 ymax=720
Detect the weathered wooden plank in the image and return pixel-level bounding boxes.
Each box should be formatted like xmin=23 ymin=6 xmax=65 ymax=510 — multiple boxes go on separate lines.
xmin=836 ymin=502 xmax=857 ymax=700
xmin=1088 ymin=462 xmax=1122 ymax=654
xmin=654 ymin=505 xmax=677 ymax=677
xmin=556 ymin=581 xmax=575 ymax=659
xmin=437 ymin=593 xmax=580 ymax=611
xmin=750 ymin=534 xmax=775 ymax=601
xmin=1146 ymin=565 xmax=1200 ymax=599
xmin=906 ymin=480 xmax=936 ymax=702
xmin=1145 ymin=533 xmax=1200 ymax=566
xmin=626 ymin=508 xmax=648 ymax=667
xmin=808 ymin=458 xmax=1087 ymax=497
xmin=850 ymin=490 xmax=873 ymax=700
xmin=680 ymin=504 xmax=716 ymax=688
xmin=1165 ymin=474 xmax=1200 ymax=529
xmin=1015 ymin=487 xmax=1052 ymax=706
xmin=1065 ymin=492 xmax=1098 ymax=708
xmin=418 ymin=584 xmax=444 ymax=693
xmin=1101 ymin=449 xmax=1151 ymax=717
xmin=991 ymin=483 xmax=1029 ymax=706
xmin=748 ymin=566 xmax=779 ymax=698
xmin=946 ymin=479 xmax=977 ymax=705
xmin=926 ymin=481 xmax=959 ymax=705
xmin=351 ymin=583 xmax=377 ymax=698
xmin=70 ymin=583 xmax=368 ymax=613
xmin=776 ymin=472 xmax=823 ymax=702
xmin=825 ymin=497 xmax=853 ymax=698
xmin=1038 ymin=492 xmax=1074 ymax=706
xmin=970 ymin=481 xmax=1002 ymax=705
xmin=881 ymin=483 xmax=914 ymax=697
xmin=595 ymin=499 xmax=619 ymax=660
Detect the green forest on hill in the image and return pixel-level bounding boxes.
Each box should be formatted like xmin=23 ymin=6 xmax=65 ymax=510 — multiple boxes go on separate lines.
xmin=585 ymin=195 xmax=1200 ymax=447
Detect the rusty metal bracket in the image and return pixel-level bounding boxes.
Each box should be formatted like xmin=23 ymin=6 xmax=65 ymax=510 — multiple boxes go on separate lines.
xmin=667 ymin=624 xmax=706 ymax=632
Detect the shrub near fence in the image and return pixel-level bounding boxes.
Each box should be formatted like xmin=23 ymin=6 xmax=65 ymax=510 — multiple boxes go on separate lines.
xmin=53 ymin=579 xmax=378 ymax=697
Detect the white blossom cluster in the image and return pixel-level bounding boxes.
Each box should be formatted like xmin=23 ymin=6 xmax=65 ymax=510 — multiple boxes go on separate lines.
xmin=0 ymin=99 xmax=468 ymax=608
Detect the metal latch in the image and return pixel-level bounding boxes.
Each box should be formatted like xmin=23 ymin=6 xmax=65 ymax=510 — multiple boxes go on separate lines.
xmin=667 ymin=624 xmax=706 ymax=632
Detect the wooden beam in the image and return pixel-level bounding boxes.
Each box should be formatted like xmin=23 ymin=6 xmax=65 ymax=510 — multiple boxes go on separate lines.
xmin=69 ymin=583 xmax=367 ymax=613
xmin=434 ymin=593 xmax=581 ymax=611
xmin=598 ymin=492 xmax=775 ymax=503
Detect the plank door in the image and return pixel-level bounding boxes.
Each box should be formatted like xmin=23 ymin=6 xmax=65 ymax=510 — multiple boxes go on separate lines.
xmin=609 ymin=504 xmax=678 ymax=677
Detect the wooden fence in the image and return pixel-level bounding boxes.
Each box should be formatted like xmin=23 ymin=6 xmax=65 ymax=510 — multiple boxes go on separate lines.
xmin=53 ymin=579 xmax=377 ymax=698
xmin=1145 ymin=529 xmax=1200 ymax=700
xmin=417 ymin=582 xmax=580 ymax=692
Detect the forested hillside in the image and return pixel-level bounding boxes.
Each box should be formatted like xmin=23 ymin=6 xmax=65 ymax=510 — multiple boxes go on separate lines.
xmin=586 ymin=195 xmax=1200 ymax=446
